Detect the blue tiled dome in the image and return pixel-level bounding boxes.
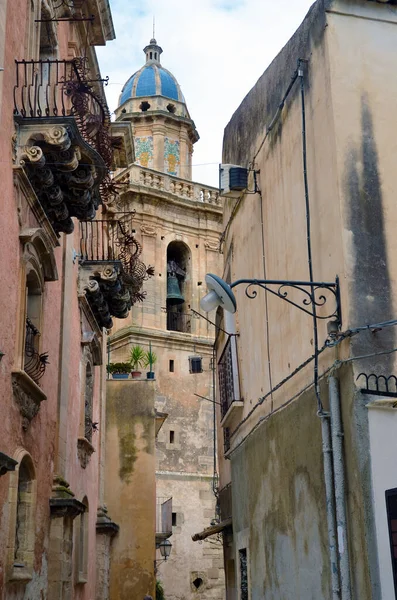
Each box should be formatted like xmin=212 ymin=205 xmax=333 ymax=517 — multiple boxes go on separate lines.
xmin=119 ymin=39 xmax=185 ymax=107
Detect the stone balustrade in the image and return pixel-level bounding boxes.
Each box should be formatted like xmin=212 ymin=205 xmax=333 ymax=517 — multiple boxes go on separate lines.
xmin=127 ymin=164 xmax=221 ymax=206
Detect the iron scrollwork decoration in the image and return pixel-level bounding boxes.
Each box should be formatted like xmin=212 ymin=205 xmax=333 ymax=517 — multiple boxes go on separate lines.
xmin=357 ymin=373 xmax=397 ymax=398
xmin=24 ymin=318 xmax=49 ymax=383
xmin=232 ymin=277 xmax=341 ymax=323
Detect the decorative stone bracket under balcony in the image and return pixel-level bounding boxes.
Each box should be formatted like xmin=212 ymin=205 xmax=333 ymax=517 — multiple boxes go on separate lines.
xmin=14 ymin=118 xmax=105 ymax=234
xmin=79 ymin=218 xmax=154 ymax=329
xmin=13 ymin=59 xmax=131 ymax=234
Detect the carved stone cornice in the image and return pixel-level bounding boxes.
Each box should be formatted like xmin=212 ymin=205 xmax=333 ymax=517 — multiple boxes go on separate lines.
xmin=49 ymin=498 xmax=86 ymax=519
xmin=77 ymin=437 xmax=95 ymax=469
xmin=50 ymin=475 xmax=85 ymax=519
xmin=14 ymin=118 xmax=106 ymax=234
xmin=96 ymin=506 xmax=119 ymax=537
xmin=20 ymin=228 xmax=58 ymax=281
xmin=11 ymin=369 xmax=47 ymax=430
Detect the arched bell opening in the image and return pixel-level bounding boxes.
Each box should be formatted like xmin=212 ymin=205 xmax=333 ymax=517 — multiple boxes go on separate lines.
xmin=166 ymin=241 xmax=191 ymax=333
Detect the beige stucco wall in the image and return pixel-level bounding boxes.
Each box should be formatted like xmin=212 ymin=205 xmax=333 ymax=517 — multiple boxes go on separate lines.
xmin=218 ymin=1 xmax=397 ymax=598
xmin=105 ymin=380 xmax=156 ymax=600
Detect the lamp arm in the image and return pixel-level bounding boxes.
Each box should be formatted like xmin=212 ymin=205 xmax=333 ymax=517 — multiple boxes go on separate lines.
xmin=229 ymin=277 xmax=341 ymax=324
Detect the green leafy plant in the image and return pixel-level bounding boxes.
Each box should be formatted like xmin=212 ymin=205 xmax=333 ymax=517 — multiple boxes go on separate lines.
xmin=129 ymin=345 xmax=145 ymax=371
xmin=144 ymin=350 xmax=157 ymax=371
xmin=106 ymin=362 xmax=131 ymax=374
xmin=156 ymin=580 xmax=165 ymax=600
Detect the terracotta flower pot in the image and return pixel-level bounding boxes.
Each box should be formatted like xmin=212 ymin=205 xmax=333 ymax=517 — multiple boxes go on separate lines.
xmin=131 ymin=371 xmax=142 ymax=379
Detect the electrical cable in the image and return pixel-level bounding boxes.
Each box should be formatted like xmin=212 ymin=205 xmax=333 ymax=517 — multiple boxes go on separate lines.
xmin=227 ymin=343 xmax=397 ymax=458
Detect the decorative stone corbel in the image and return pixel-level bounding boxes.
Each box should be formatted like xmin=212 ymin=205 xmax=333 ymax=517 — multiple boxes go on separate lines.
xmin=12 ymin=369 xmax=47 ymax=430
xmin=96 ymin=505 xmax=119 ymax=537
xmin=77 ymin=437 xmax=95 ymax=469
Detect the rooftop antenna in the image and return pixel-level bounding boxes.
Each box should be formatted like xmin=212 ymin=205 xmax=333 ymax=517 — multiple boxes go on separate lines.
xmin=153 ymin=15 xmax=155 ymax=39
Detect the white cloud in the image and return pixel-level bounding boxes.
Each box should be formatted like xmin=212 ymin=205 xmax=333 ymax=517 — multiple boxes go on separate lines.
xmin=97 ymin=0 xmax=315 ymax=186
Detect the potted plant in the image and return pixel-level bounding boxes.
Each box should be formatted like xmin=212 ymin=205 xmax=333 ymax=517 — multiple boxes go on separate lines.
xmin=107 ymin=362 xmax=131 ymax=380
xmin=144 ymin=347 xmax=157 ymax=380
xmin=129 ymin=345 xmax=145 ymax=379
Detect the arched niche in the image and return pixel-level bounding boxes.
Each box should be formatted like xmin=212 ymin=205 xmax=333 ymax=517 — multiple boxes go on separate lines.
xmin=7 ymin=449 xmax=37 ymax=582
xmin=166 ymin=240 xmax=192 ymax=333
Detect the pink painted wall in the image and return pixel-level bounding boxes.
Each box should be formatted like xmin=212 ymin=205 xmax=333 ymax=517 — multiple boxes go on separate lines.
xmin=0 ymin=3 xmax=107 ymax=597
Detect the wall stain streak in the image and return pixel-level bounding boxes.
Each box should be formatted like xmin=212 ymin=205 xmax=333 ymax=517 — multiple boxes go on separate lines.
xmin=346 ymin=94 xmax=395 ymax=373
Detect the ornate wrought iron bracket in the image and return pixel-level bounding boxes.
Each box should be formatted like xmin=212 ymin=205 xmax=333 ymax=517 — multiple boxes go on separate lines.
xmin=230 ymin=277 xmax=341 ymax=324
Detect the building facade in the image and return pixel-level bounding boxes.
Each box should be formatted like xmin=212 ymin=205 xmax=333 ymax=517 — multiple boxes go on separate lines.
xmin=209 ymin=1 xmax=397 ymax=599
xmin=105 ymin=39 xmax=226 ymax=600
xmin=0 ymin=1 xmax=153 ymax=598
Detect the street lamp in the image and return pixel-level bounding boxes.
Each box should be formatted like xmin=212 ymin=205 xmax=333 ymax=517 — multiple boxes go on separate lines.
xmin=155 ymin=539 xmax=172 ymax=571
xmin=200 ymin=273 xmax=341 ymax=324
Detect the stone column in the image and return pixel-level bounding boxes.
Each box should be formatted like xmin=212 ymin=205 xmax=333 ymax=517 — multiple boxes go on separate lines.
xmin=95 ymin=506 xmax=119 ymax=600
xmin=47 ymin=478 xmax=85 ymax=599
xmin=153 ymin=121 xmax=165 ymax=173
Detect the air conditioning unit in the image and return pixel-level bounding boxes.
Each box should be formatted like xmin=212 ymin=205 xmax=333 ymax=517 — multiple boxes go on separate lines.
xmin=219 ymin=164 xmax=249 ymax=197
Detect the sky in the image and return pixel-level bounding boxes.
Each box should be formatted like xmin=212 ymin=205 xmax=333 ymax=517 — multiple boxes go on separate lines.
xmin=97 ymin=0 xmax=315 ymax=187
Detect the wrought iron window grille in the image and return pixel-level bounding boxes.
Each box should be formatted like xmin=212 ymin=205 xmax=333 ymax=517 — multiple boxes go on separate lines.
xmin=218 ymin=338 xmax=237 ymax=419
xmin=24 ymin=318 xmax=48 ymax=383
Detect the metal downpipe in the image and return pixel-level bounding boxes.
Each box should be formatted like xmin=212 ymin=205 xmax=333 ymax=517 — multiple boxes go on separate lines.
xmin=320 ymin=413 xmax=340 ymax=599
xmin=329 ymin=375 xmax=352 ymax=599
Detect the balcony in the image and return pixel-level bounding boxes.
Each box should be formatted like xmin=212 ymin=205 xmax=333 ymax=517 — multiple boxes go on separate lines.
xmin=156 ymin=497 xmax=172 ymax=543
xmin=78 ymin=217 xmax=154 ymax=329
xmin=13 ymin=58 xmax=120 ymax=234
xmin=114 ymin=163 xmax=222 ymax=209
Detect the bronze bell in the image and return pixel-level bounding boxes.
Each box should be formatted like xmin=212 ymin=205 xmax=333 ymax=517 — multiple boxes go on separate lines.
xmin=167 ymin=275 xmax=184 ymax=305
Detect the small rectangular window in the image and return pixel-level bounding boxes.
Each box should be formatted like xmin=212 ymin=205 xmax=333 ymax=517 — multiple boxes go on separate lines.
xmin=170 ymin=431 xmax=175 ymax=444
xmin=172 ymin=512 xmax=177 ymax=526
xmin=169 ymin=359 xmax=174 ymax=372
xmin=189 ymin=356 xmax=202 ymax=374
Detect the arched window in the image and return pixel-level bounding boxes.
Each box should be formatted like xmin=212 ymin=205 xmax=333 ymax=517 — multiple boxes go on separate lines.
xmin=166 ymin=241 xmax=192 ymax=333
xmin=7 ymin=450 xmax=36 ymax=581
xmin=76 ymin=497 xmax=88 ymax=583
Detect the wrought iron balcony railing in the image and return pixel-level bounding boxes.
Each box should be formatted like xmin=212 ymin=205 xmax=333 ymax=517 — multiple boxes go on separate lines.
xmin=14 ymin=58 xmax=109 ymax=155
xmin=218 ymin=338 xmax=238 ymax=419
xmin=78 ymin=217 xmax=154 ymax=328
xmin=156 ymin=497 xmax=172 ymax=538
xmin=14 ymin=58 xmax=118 ymax=222
xmin=166 ymin=310 xmax=192 ymax=333
xmin=24 ymin=318 xmax=48 ymax=383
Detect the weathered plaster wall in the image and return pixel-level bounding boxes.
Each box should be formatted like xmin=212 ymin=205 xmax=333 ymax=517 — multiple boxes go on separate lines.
xmin=231 ymin=387 xmax=329 ymax=600
xmin=219 ymin=1 xmax=397 ymax=598
xmin=105 ymin=380 xmax=156 ymax=600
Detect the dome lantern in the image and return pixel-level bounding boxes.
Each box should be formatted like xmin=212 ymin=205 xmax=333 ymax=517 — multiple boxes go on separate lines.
xmin=143 ymin=38 xmax=163 ymax=64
